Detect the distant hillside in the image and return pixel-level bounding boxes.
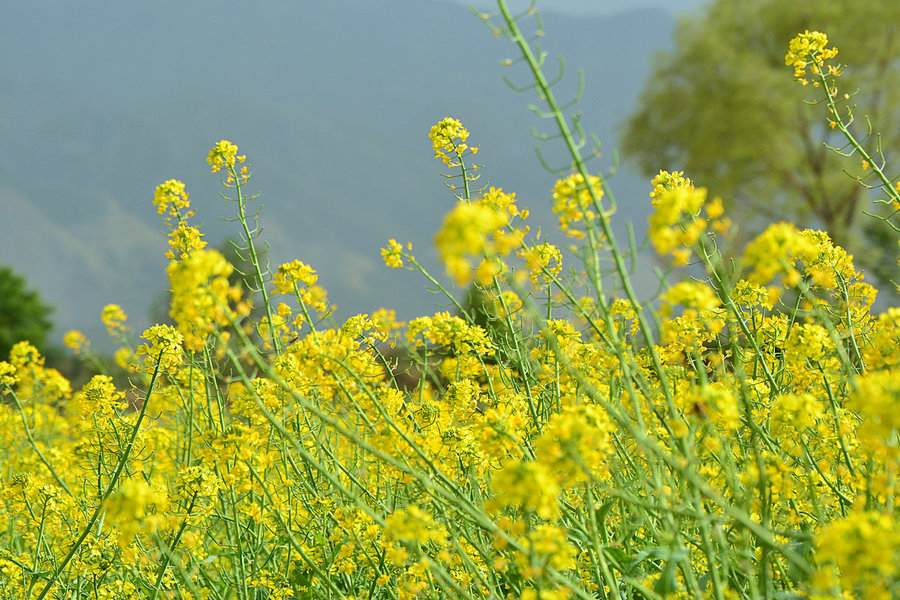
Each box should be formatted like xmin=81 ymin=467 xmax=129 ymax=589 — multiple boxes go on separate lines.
xmin=0 ymin=0 xmax=674 ymax=349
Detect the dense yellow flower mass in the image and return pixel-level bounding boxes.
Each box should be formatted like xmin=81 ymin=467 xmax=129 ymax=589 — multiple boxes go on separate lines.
xmin=2 ymin=27 xmax=900 ymax=600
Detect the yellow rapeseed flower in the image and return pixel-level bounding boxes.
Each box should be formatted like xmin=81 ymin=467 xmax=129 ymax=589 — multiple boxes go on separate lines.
xmin=207 ymin=139 xmax=245 ymax=173
xmin=552 ymin=172 xmax=604 ymax=239
xmin=104 ymin=478 xmax=168 ymax=549
xmin=272 ymin=259 xmax=318 ymax=295
xmin=813 ymin=509 xmax=900 ymax=598
xmin=63 ymin=330 xmax=89 ymax=355
xmin=167 ymin=249 xmax=244 ymax=351
xmin=488 ymin=460 xmax=561 ymax=521
xmin=380 ymin=238 xmax=410 ymax=268
xmin=101 ymin=304 xmax=129 ymax=336
xmin=0 ymin=361 xmax=16 ymax=386
xmin=166 ymin=224 xmax=207 ymax=260
xmin=434 ymin=201 xmax=509 ymax=286
xmin=137 ymin=324 xmax=184 ymax=372
xmin=647 ymin=170 xmax=709 ymax=264
xmin=153 ymin=179 xmax=191 ymax=222
xmin=785 ymin=30 xmax=839 ymax=84
xmin=428 ymin=117 xmax=477 ymax=165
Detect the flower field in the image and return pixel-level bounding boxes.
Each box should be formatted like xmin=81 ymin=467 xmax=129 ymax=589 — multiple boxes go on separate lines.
xmin=1 ymin=6 xmax=898 ymax=600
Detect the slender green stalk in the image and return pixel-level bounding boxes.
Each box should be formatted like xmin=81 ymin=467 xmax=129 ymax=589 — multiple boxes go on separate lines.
xmin=33 ymin=351 xmax=166 ymax=600
xmin=7 ymin=388 xmax=73 ymax=496
xmin=226 ymin=162 xmax=283 ymax=357
xmin=150 ymin=493 xmax=197 ymax=600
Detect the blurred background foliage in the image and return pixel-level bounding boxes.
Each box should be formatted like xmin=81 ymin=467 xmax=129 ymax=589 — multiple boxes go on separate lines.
xmin=622 ymin=0 xmax=900 ymax=292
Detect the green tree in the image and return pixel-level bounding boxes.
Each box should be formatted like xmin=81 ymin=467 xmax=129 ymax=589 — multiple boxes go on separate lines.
xmin=0 ymin=265 xmax=53 ymax=360
xmin=621 ymin=0 xmax=900 ymax=286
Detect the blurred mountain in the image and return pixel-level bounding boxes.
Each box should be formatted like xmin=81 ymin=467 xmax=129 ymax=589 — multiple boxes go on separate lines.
xmin=0 ymin=0 xmax=676 ymax=350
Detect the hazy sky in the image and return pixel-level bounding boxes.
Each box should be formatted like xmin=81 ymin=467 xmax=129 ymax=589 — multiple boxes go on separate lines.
xmin=0 ymin=0 xmax=693 ymax=346
xmin=450 ymin=0 xmax=707 ymax=17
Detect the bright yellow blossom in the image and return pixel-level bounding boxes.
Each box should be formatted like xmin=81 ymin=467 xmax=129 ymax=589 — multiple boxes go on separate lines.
xmin=428 ymin=117 xmax=477 ymax=165
xmin=207 ymin=139 xmax=245 ymax=173
xmin=785 ymin=30 xmax=839 ymax=83
xmin=272 ymin=259 xmax=318 ymax=294
xmin=167 ymin=249 xmax=244 ymax=351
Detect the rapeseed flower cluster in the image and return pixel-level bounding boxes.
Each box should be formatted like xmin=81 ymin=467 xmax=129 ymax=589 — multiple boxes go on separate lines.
xmin=380 ymin=238 xmax=410 ymax=268
xmin=207 ymin=138 xmax=249 ymax=185
xmin=428 ymin=117 xmax=478 ymax=166
xmin=167 ymin=248 xmax=247 ymax=352
xmin=153 ymin=178 xmax=192 ymax=223
xmin=785 ymin=30 xmax=840 ymax=84
xmin=647 ymin=170 xmax=727 ymax=265
xmin=551 ymin=172 xmax=607 ymax=240
xmin=434 ymin=187 xmax=526 ymax=285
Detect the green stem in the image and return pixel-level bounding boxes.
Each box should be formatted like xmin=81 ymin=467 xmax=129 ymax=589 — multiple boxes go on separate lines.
xmin=33 ymin=350 xmax=166 ymax=600
xmin=7 ymin=387 xmax=73 ymax=496
xmin=229 ymin=163 xmax=282 ymax=357
xmin=149 ymin=493 xmax=197 ymax=600
xmin=815 ymin=55 xmax=900 ymax=205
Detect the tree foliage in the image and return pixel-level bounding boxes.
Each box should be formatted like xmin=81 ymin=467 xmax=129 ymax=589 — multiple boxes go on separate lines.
xmin=0 ymin=265 xmax=53 ymax=360
xmin=622 ymin=0 xmax=900 ymax=283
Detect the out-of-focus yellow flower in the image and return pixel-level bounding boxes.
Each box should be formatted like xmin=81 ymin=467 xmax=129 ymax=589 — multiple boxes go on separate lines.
xmin=63 ymin=330 xmax=89 ymax=355
xmin=434 ymin=201 xmax=512 ymax=286
xmin=552 ymin=172 xmax=604 ymax=239
xmin=166 ymin=224 xmax=207 ymax=260
xmin=813 ymin=509 xmax=900 ymax=598
xmin=659 ymin=281 xmax=721 ymax=318
xmin=518 ymin=243 xmax=562 ymax=286
xmin=153 ymin=179 xmax=191 ymax=223
xmin=0 ymin=361 xmax=16 ymax=387
xmin=514 ymin=524 xmax=577 ymax=579
xmin=646 ymin=170 xmax=715 ymax=265
xmin=101 ymin=304 xmax=129 ymax=336
xmin=9 ymin=340 xmax=44 ymax=370
xmin=743 ymin=223 xmax=813 ymax=286
xmin=384 ymin=504 xmax=448 ymax=546
xmin=167 ymin=249 xmax=245 ymax=351
xmin=535 ymin=403 xmax=614 ymax=486
xmin=743 ymin=224 xmax=862 ymax=298
xmin=488 ymin=460 xmax=560 ymax=521
xmin=850 ymin=370 xmax=900 ymax=457
xmin=104 ymin=478 xmax=168 ymax=549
